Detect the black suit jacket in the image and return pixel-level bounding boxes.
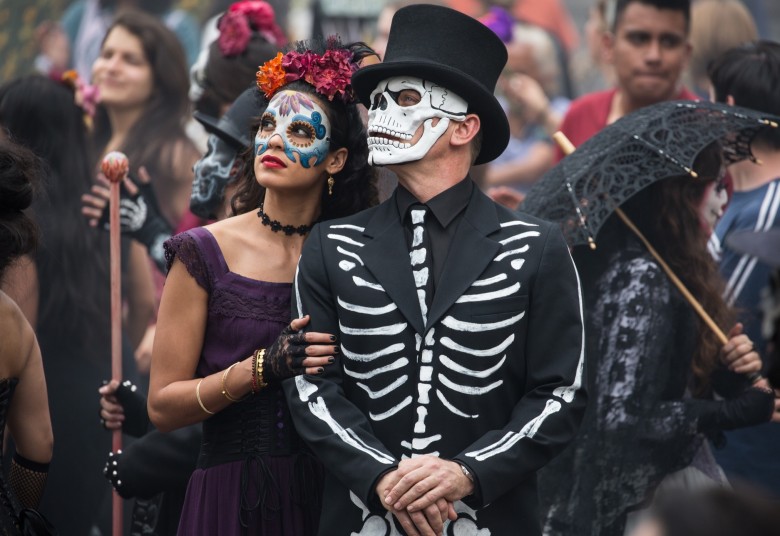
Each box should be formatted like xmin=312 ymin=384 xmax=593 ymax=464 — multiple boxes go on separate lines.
xmin=284 ymin=185 xmax=587 ymax=535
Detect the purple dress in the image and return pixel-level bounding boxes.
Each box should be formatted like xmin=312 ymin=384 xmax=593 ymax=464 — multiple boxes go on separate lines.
xmin=164 ymin=227 xmax=322 ymax=536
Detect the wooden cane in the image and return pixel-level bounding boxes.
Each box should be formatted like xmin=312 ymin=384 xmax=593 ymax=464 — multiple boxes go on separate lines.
xmin=553 ymin=132 xmax=729 ymax=345
xmin=101 ymin=151 xmax=128 ymax=536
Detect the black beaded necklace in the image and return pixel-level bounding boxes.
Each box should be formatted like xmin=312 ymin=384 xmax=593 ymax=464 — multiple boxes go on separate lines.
xmin=256 ymin=203 xmax=316 ymax=236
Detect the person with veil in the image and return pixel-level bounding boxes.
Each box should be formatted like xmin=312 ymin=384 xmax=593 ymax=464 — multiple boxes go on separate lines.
xmin=538 ymin=143 xmax=775 ymax=536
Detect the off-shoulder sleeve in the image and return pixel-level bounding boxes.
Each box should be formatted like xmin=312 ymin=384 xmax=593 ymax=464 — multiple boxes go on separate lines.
xmin=163 ymin=230 xmax=211 ymax=292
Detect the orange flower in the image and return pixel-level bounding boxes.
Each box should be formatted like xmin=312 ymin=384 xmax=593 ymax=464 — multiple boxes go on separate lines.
xmin=62 ymin=70 xmax=79 ymax=85
xmin=256 ymin=52 xmax=286 ymax=99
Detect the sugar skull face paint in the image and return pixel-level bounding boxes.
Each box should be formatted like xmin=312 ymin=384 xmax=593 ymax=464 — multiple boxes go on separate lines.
xmin=191 ymin=134 xmax=239 ymax=219
xmin=254 ymin=90 xmax=331 ymax=169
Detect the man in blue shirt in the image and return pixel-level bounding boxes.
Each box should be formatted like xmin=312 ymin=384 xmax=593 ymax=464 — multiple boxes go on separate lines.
xmin=708 ymin=40 xmax=780 ymax=496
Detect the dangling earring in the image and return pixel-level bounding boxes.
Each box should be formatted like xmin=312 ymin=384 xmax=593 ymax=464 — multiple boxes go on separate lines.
xmin=327 ymin=176 xmax=335 ymax=196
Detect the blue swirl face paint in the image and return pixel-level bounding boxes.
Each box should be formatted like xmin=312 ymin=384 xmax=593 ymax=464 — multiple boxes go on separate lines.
xmin=254 ymin=90 xmax=331 ymax=169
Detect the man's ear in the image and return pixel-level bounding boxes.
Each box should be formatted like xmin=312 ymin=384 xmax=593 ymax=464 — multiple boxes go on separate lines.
xmin=326 ymin=147 xmax=348 ymax=175
xmin=726 ymin=95 xmax=736 ymax=107
xmin=449 ymin=114 xmax=481 ymax=149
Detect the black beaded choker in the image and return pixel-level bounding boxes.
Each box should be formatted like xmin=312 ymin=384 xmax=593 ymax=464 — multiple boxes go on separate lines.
xmin=256 ymin=204 xmax=316 ymax=236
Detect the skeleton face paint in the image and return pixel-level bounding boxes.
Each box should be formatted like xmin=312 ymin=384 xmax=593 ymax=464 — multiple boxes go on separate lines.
xmin=367 ymin=76 xmax=468 ymax=166
xmin=191 ymin=134 xmax=239 ymax=219
xmin=254 ymin=90 xmax=331 ymax=169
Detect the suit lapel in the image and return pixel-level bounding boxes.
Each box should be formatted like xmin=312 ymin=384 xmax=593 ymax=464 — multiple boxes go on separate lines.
xmin=360 ymin=195 xmax=426 ymax=335
xmin=426 ymin=188 xmax=502 ymax=330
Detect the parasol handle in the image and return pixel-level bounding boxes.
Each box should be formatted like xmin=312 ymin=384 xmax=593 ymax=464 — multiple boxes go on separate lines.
xmin=553 ymin=131 xmax=729 ymax=345
xmin=552 ymin=132 xmax=576 ymax=155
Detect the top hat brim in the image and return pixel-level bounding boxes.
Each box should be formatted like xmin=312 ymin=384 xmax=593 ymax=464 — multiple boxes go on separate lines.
xmin=193 ymin=111 xmax=250 ymax=152
xmin=725 ymin=228 xmax=780 ymax=268
xmin=352 ymin=61 xmax=510 ymax=165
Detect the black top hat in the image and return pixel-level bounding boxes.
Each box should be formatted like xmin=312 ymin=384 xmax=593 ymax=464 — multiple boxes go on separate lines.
xmin=351 ymin=4 xmax=510 ymax=165
xmin=194 ymin=85 xmax=262 ymax=151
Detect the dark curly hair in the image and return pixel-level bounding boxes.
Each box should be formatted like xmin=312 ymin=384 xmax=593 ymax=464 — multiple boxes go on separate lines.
xmin=0 ymin=139 xmax=41 ymax=280
xmin=230 ymin=39 xmax=379 ymax=219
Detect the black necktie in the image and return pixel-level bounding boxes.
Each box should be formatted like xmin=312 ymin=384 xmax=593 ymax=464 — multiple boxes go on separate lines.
xmin=407 ymin=204 xmax=434 ymax=324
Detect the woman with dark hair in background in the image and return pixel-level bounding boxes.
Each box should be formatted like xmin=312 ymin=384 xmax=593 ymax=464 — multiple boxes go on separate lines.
xmin=0 ymin=139 xmax=54 ymax=534
xmin=91 ymin=10 xmax=200 ymax=235
xmin=539 ymin=145 xmax=775 ymax=536
xmin=0 ymin=74 xmax=122 ymax=535
xmin=147 ymin=39 xmax=378 ymax=535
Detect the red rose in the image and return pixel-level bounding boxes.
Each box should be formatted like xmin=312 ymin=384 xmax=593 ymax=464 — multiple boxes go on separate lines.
xmin=230 ymin=1 xmax=276 ymax=31
xmin=282 ymin=51 xmax=317 ymax=84
xmin=309 ymin=49 xmax=353 ymax=101
xmin=217 ymin=10 xmax=251 ymax=56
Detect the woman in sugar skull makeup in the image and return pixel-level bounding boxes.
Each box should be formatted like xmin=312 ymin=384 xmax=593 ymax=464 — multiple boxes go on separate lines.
xmin=146 ymin=38 xmax=377 ymax=535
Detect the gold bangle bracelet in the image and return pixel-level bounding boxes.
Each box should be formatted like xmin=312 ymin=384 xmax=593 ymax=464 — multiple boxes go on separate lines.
xmin=221 ymin=362 xmax=245 ymax=403
xmin=196 ymin=378 xmax=215 ymax=415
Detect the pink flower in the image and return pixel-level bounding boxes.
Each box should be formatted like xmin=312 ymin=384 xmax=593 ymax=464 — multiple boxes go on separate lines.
xmin=230 ymin=1 xmax=275 ymax=31
xmin=80 ymin=83 xmax=100 ymax=118
xmin=217 ymin=10 xmax=251 ymax=56
xmin=282 ymin=51 xmax=317 ymax=84
xmin=309 ymin=49 xmax=354 ymax=101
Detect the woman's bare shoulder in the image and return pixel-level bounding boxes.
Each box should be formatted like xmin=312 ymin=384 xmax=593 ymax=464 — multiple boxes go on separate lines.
xmin=0 ymin=292 xmax=34 ymax=368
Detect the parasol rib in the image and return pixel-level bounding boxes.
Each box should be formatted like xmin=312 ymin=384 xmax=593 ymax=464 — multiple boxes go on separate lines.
xmin=553 ymin=132 xmax=729 ymax=345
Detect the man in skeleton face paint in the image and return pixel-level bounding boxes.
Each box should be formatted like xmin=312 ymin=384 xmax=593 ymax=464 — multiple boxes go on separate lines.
xmin=285 ymin=6 xmax=587 ymax=535
xmin=191 ymin=85 xmax=261 ymax=220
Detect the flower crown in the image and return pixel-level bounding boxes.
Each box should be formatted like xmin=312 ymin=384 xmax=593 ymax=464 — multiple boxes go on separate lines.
xmin=61 ymin=70 xmax=100 ymax=130
xmin=256 ymin=43 xmax=359 ymax=103
xmin=218 ymin=1 xmax=286 ymax=57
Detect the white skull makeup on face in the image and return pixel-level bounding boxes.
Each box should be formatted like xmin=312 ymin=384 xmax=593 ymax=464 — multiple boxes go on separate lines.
xmin=191 ymin=134 xmax=240 ymax=219
xmin=367 ymin=76 xmax=468 ymax=166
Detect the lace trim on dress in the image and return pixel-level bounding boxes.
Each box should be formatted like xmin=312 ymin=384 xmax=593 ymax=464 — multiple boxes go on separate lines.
xmin=164 ymin=231 xmax=212 ymax=291
xmin=210 ymin=286 xmax=291 ymax=322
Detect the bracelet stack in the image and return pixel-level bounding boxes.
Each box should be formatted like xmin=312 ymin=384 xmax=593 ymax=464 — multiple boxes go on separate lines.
xmin=251 ymin=348 xmax=268 ymax=394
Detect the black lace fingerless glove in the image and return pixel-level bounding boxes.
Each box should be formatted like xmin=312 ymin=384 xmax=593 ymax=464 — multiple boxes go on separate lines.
xmin=693 ymin=387 xmax=775 ymax=433
xmin=9 ymin=453 xmax=49 ymax=509
xmin=262 ymin=324 xmax=310 ymax=384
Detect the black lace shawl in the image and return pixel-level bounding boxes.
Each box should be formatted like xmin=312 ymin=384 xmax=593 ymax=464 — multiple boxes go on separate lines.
xmin=538 ymin=238 xmax=707 ymax=536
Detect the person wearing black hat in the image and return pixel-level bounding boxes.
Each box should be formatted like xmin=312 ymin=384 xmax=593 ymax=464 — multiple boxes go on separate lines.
xmin=283 ymin=5 xmax=587 ymax=535
xmin=191 ymin=85 xmax=263 ymax=221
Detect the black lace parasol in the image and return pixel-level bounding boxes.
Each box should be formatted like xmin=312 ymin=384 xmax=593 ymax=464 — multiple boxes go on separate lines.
xmin=521 ymin=100 xmax=778 ymax=249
